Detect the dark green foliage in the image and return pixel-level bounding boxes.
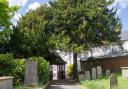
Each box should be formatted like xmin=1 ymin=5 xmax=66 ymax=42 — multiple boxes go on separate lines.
xmin=0 ymin=53 xmax=25 ymax=85
xmin=0 ymin=0 xmax=18 ymax=27
xmin=0 ymin=53 xmax=50 ymax=85
xmin=10 ymin=5 xmax=52 ymax=58
xmin=49 ymin=0 xmax=122 ymax=79
xmin=33 ymin=57 xmax=50 ymax=84
xmin=0 ymin=0 xmax=18 ymax=52
xmin=50 ymin=0 xmax=121 ymax=51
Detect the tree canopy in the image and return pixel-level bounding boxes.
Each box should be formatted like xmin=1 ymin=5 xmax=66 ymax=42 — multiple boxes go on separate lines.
xmin=50 ymin=0 xmax=121 ymax=52
xmin=0 ymin=0 xmax=18 ymax=53
xmin=49 ymin=0 xmax=121 ymax=79
xmin=10 ymin=5 xmax=54 ymax=58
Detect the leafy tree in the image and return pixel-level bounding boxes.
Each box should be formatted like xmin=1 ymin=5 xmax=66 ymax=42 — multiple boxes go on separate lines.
xmin=49 ymin=0 xmax=121 ymax=79
xmin=0 ymin=0 xmax=18 ymax=53
xmin=10 ymin=5 xmax=53 ymax=58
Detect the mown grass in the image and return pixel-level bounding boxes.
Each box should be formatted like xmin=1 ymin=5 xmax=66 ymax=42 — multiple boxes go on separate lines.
xmin=81 ymin=75 xmax=128 ymax=89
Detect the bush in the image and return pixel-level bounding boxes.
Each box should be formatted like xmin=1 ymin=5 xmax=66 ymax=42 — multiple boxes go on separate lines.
xmin=13 ymin=59 xmax=25 ymax=84
xmin=0 ymin=53 xmax=25 ymax=85
xmin=33 ymin=57 xmax=50 ymax=84
xmin=67 ymin=64 xmax=73 ymax=78
xmin=0 ymin=54 xmax=49 ymax=85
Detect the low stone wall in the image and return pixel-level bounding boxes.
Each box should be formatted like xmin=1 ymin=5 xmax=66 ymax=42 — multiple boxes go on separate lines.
xmin=0 ymin=77 xmax=13 ymax=89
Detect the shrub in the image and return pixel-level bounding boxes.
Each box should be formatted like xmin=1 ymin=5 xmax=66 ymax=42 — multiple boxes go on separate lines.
xmin=67 ymin=64 xmax=73 ymax=78
xmin=33 ymin=57 xmax=50 ymax=84
xmin=0 ymin=54 xmax=49 ymax=85
xmin=13 ymin=59 xmax=25 ymax=84
xmin=0 ymin=53 xmax=25 ymax=85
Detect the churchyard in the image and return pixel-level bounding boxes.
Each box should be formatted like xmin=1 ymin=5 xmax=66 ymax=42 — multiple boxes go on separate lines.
xmin=1 ymin=0 xmax=128 ymax=89
xmin=81 ymin=75 xmax=128 ymax=89
xmin=79 ymin=66 xmax=128 ymax=89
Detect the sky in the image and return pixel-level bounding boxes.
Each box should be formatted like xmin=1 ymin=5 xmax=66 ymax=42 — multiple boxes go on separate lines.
xmin=9 ymin=0 xmax=128 ymax=40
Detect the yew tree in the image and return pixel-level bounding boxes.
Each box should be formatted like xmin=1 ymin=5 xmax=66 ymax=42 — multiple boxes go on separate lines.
xmin=49 ymin=0 xmax=121 ymax=79
xmin=10 ymin=5 xmax=53 ymax=58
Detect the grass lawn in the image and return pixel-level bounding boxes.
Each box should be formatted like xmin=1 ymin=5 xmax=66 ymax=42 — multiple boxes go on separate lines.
xmin=81 ymin=75 xmax=128 ymax=89
xmin=14 ymin=83 xmax=44 ymax=89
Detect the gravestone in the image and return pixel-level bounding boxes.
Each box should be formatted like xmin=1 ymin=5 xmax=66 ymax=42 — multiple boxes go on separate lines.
xmin=79 ymin=75 xmax=81 ymax=80
xmin=79 ymin=74 xmax=85 ymax=81
xmin=106 ymin=70 xmax=110 ymax=76
xmin=85 ymin=71 xmax=91 ymax=80
xmin=121 ymin=67 xmax=128 ymax=79
xmin=109 ymin=74 xmax=118 ymax=89
xmin=92 ymin=67 xmax=96 ymax=80
xmin=24 ymin=59 xmax=38 ymax=86
xmin=97 ymin=66 xmax=102 ymax=78
xmin=81 ymin=74 xmax=85 ymax=80
xmin=84 ymin=71 xmax=86 ymax=79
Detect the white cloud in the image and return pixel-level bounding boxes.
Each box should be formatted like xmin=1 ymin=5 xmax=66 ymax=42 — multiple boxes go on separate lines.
xmin=13 ymin=13 xmax=22 ymax=21
xmin=9 ymin=0 xmax=28 ymax=6
xmin=116 ymin=0 xmax=128 ymax=8
xmin=110 ymin=0 xmax=128 ymax=15
xmin=114 ymin=0 xmax=128 ymax=9
xmin=28 ymin=2 xmax=41 ymax=10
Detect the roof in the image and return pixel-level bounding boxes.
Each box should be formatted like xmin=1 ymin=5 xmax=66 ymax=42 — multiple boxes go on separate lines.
xmin=45 ymin=51 xmax=67 ymax=65
xmin=50 ymin=58 xmax=67 ymax=65
xmin=80 ymin=40 xmax=128 ymax=61
xmin=81 ymin=50 xmax=128 ymax=62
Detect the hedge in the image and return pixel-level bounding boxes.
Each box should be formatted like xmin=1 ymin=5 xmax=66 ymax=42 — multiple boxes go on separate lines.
xmin=33 ymin=57 xmax=50 ymax=84
xmin=0 ymin=53 xmax=25 ymax=84
xmin=0 ymin=53 xmax=50 ymax=85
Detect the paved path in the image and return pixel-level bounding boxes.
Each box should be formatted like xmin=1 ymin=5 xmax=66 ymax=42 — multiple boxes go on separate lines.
xmin=47 ymin=79 xmax=82 ymax=89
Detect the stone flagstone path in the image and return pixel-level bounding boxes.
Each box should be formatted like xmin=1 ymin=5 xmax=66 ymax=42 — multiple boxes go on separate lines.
xmin=47 ymin=79 xmax=82 ymax=89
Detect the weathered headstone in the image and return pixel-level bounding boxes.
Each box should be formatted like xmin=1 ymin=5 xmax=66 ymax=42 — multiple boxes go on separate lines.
xmin=97 ymin=66 xmax=102 ymax=78
xmin=121 ymin=67 xmax=128 ymax=79
xmin=106 ymin=70 xmax=110 ymax=76
xmin=0 ymin=77 xmax=13 ymax=89
xmin=24 ymin=59 xmax=38 ymax=86
xmin=85 ymin=71 xmax=91 ymax=80
xmin=79 ymin=74 xmax=85 ymax=81
xmin=84 ymin=71 xmax=86 ymax=79
xmin=92 ymin=67 xmax=96 ymax=80
xmin=109 ymin=74 xmax=118 ymax=89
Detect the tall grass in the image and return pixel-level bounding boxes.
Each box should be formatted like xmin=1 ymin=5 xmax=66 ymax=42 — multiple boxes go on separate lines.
xmin=80 ymin=75 xmax=128 ymax=89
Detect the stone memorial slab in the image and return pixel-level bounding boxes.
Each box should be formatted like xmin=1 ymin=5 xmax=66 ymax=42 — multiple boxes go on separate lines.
xmin=121 ymin=67 xmax=128 ymax=79
xmin=106 ymin=70 xmax=110 ymax=76
xmin=92 ymin=67 xmax=96 ymax=80
xmin=81 ymin=74 xmax=85 ymax=80
xmin=79 ymin=74 xmax=82 ymax=81
xmin=24 ymin=59 xmax=38 ymax=86
xmin=97 ymin=66 xmax=102 ymax=78
xmin=109 ymin=74 xmax=118 ymax=89
xmin=85 ymin=71 xmax=91 ymax=80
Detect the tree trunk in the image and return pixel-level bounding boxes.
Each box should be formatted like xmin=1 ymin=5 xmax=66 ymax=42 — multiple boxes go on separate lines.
xmin=72 ymin=52 xmax=78 ymax=80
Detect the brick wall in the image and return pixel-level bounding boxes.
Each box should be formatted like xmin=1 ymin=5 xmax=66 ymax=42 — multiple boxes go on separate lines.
xmin=81 ymin=56 xmax=128 ymax=72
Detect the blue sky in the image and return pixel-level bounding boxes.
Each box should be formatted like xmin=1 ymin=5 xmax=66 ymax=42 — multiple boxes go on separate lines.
xmin=9 ymin=0 xmax=128 ymax=39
